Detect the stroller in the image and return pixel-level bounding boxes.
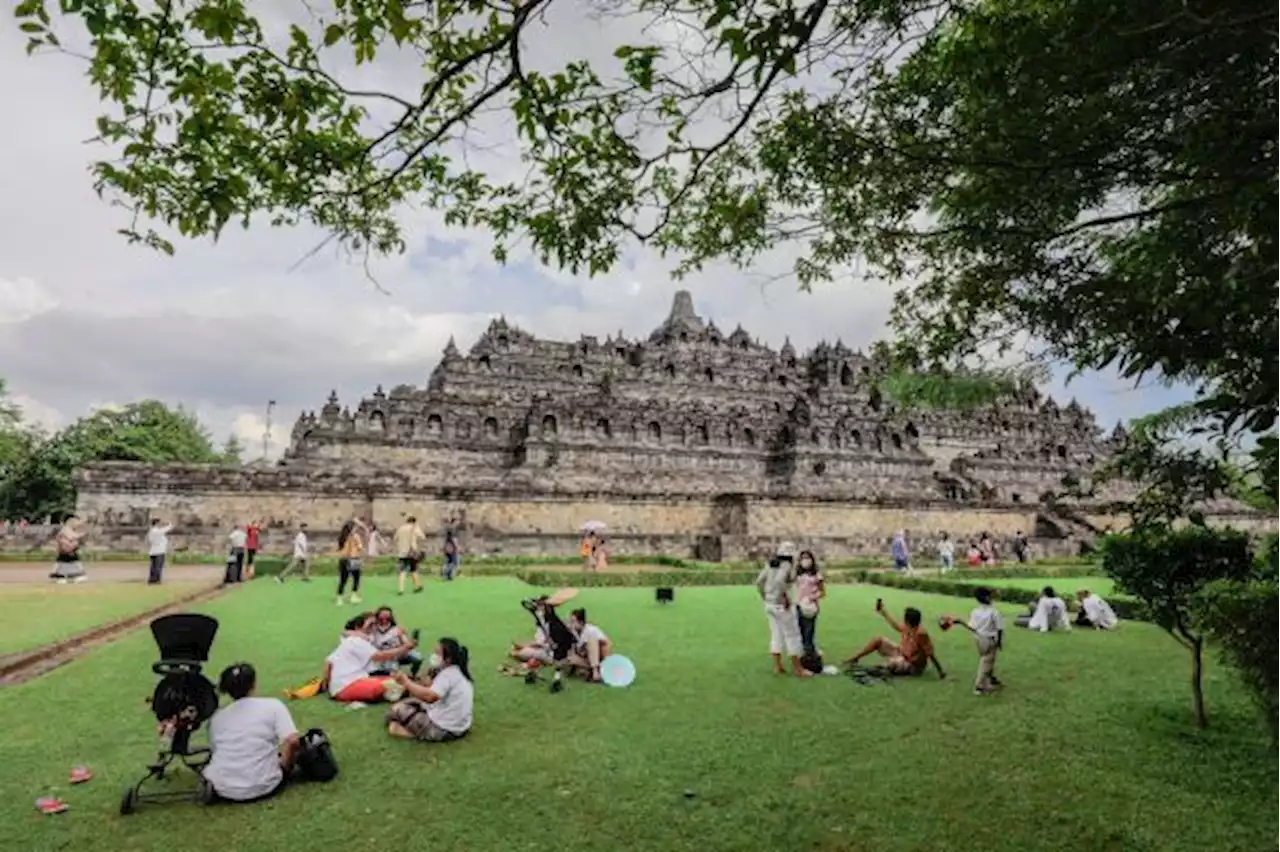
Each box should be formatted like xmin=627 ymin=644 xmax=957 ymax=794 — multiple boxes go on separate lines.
xmin=121 ymin=613 xmax=220 ymax=815
xmin=519 ymin=589 xmax=579 ymax=693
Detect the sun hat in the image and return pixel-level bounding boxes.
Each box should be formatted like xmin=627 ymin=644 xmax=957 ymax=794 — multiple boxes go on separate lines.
xmin=775 ymin=541 xmax=798 ymax=559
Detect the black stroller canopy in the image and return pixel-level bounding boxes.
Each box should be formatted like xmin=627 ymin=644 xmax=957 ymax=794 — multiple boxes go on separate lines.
xmin=151 ymin=613 xmax=219 ymax=664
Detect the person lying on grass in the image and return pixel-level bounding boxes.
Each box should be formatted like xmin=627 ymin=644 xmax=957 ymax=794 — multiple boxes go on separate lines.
xmin=386 ymin=638 xmax=474 ymax=742
xmin=1074 ymin=589 xmax=1119 ymax=630
xmin=565 ymin=608 xmax=613 ymax=683
xmin=939 ymin=587 xmax=1004 ymax=695
xmin=324 ymin=613 xmax=417 ymax=702
xmin=846 ymin=600 xmax=946 ymax=679
xmin=203 ymin=663 xmax=301 ymax=803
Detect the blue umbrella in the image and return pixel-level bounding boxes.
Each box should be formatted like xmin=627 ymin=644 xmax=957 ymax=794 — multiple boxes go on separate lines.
xmin=600 ymin=654 xmax=636 ymax=688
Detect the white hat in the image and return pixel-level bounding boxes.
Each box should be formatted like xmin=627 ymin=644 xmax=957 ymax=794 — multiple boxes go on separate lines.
xmin=776 ymin=541 xmax=798 ymax=559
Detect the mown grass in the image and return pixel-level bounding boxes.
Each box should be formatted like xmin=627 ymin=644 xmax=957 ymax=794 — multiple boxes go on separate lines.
xmin=0 ymin=582 xmax=212 ymax=657
xmin=949 ymin=575 xmax=1119 ymax=598
xmin=0 ymin=578 xmax=1272 ymax=852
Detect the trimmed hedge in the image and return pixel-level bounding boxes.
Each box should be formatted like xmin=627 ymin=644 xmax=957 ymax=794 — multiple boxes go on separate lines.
xmin=1194 ymin=579 xmax=1279 ymax=738
xmin=856 ymin=571 xmax=1147 ymax=621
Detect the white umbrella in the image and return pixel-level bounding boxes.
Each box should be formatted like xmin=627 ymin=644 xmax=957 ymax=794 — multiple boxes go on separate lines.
xmin=580 ymin=520 xmax=608 ymax=533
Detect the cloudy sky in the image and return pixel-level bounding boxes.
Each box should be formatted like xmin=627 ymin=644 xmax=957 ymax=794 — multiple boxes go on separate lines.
xmin=0 ymin=8 xmax=1189 ymax=460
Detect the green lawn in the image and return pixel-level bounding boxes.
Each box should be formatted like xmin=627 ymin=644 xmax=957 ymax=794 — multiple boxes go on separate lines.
xmin=0 ymin=582 xmax=211 ymax=656
xmin=0 ymin=578 xmax=1272 ymax=852
xmin=951 ymin=575 xmax=1118 ymax=598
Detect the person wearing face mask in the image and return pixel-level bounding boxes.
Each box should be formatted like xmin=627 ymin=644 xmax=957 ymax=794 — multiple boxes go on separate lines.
xmin=794 ymin=550 xmax=826 ymax=659
xmin=756 ymin=541 xmax=810 ymax=677
xmin=385 ymin=638 xmax=474 ymax=742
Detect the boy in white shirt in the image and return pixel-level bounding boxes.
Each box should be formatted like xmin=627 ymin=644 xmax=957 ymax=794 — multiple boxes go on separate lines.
xmin=949 ymin=586 xmax=1005 ymax=695
xmin=278 ymin=523 xmax=312 ymax=582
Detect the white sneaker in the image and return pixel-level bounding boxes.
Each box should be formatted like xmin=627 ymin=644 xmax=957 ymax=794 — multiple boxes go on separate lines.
xmin=336 ymin=596 xmax=344 ymax=606
xmin=349 ymin=593 xmax=363 ymax=604
xmin=54 ymin=578 xmax=68 ymax=585
xmin=73 ymin=576 xmax=86 ymax=583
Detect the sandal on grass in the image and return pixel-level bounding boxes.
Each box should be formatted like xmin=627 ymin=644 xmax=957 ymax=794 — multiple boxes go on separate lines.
xmin=36 ymin=798 xmax=69 ymax=815
xmin=69 ymin=766 xmax=93 ymax=784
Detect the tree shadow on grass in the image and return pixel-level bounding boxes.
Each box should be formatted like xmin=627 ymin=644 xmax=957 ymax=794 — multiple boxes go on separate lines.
xmin=1105 ymin=699 xmax=1274 ymax=802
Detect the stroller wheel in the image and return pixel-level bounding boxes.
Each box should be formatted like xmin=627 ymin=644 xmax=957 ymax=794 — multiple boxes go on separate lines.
xmin=120 ymin=786 xmax=139 ymax=816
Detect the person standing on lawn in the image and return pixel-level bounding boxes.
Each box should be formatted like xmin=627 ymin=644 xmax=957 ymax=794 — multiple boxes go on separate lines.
xmin=1012 ymin=530 xmax=1029 ymax=563
xmin=394 ymin=516 xmax=426 ymax=595
xmin=245 ymin=520 xmax=263 ymax=579
xmin=227 ymin=524 xmax=248 ymax=583
xmin=890 ymin=530 xmax=912 ymax=573
xmin=756 ymin=541 xmax=810 ymax=677
xmin=442 ymin=528 xmax=460 ymax=581
xmin=794 ymin=549 xmax=825 ymax=658
xmin=943 ymin=587 xmax=1004 ymax=694
xmin=336 ymin=519 xmax=365 ymax=605
xmin=145 ymin=518 xmax=173 ymax=584
xmin=937 ymin=533 xmax=956 ymax=573
xmin=50 ymin=516 xmax=88 ymax=584
xmin=278 ymin=523 xmax=312 ymax=582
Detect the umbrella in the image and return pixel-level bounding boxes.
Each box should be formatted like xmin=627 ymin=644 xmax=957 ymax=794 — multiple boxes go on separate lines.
xmin=580 ymin=520 xmax=608 ymax=533
xmin=600 ymin=654 xmax=636 ymax=688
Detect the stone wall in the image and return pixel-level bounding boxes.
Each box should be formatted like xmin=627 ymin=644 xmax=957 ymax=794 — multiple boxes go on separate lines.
xmin=72 ymin=460 xmax=1272 ymax=562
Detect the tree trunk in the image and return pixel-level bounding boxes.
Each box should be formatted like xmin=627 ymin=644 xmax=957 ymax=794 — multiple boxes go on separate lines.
xmin=1190 ymin=637 xmax=1208 ymax=729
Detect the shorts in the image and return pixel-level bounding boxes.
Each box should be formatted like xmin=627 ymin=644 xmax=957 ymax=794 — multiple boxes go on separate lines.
xmin=398 ymin=557 xmax=419 ymax=574
xmin=386 ymin=700 xmax=467 ymax=742
xmin=893 ymin=557 xmax=909 ymax=571
xmin=246 ymin=548 xmax=258 ymax=565
xmin=764 ymin=603 xmax=803 ymax=656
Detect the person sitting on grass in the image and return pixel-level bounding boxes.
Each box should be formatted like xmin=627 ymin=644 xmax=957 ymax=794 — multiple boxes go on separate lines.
xmin=385 ymin=638 xmax=474 ymax=742
xmin=202 ymin=663 xmax=301 ymax=803
xmin=323 ymin=613 xmax=417 ymax=702
xmin=1025 ymin=586 xmax=1072 ymax=633
xmin=365 ymin=606 xmax=425 ymax=678
xmin=566 ymin=608 xmax=613 ymax=682
xmin=846 ymin=599 xmax=946 ymax=679
xmin=1075 ymin=589 xmax=1119 ymax=630
xmin=509 ymin=625 xmax=552 ymax=665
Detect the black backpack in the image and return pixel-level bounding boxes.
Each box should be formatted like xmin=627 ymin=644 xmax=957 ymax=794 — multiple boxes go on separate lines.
xmin=296 ymin=728 xmax=339 ymax=782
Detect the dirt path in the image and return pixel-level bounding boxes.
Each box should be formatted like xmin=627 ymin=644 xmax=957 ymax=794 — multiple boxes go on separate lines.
xmin=0 ymin=561 xmax=224 ymax=584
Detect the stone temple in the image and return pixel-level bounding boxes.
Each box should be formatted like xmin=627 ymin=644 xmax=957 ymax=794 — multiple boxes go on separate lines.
xmin=74 ymin=292 xmax=1267 ymax=558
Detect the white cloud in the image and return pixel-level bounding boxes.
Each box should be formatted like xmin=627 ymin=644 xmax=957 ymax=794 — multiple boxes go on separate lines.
xmin=0 ymin=7 xmax=1185 ymax=453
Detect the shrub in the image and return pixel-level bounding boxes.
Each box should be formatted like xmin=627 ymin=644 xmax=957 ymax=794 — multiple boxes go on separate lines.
xmin=1193 ymin=579 xmax=1279 ymax=739
xmin=1257 ymin=533 xmax=1278 ymax=582
xmin=1102 ymin=526 xmax=1257 ymax=727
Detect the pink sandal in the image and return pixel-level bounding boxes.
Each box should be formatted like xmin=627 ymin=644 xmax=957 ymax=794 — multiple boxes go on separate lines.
xmin=70 ymin=766 xmax=93 ymax=784
xmin=36 ymin=797 xmax=69 ymax=815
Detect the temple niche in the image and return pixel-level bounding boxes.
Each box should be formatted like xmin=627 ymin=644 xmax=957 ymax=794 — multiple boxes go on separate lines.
xmin=281 ymin=292 xmax=1123 ymax=504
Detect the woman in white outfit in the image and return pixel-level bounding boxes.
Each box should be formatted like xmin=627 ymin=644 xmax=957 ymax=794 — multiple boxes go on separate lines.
xmin=755 ymin=541 xmax=809 ymax=677
xmin=1075 ymin=589 xmax=1119 ymax=629
xmin=1027 ymin=586 xmax=1072 ymax=632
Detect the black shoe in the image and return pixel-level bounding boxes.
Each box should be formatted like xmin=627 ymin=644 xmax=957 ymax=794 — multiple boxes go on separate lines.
xmin=413 ymin=587 xmax=424 ymax=594
xmin=990 ymin=676 xmax=1003 ymax=687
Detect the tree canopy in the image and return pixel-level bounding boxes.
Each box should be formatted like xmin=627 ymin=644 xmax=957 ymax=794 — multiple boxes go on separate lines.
xmin=0 ymin=395 xmax=229 ymax=521
xmin=15 ymin=0 xmax=1277 ymax=478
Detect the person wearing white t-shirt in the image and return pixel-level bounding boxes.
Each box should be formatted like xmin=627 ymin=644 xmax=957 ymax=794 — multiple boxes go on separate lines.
xmin=937 ymin=533 xmax=956 ymax=573
xmin=1026 ymin=586 xmax=1072 ymax=632
xmin=145 ymin=519 xmax=173 ymax=585
xmin=567 ymin=608 xmax=613 ymax=682
xmin=945 ymin=587 xmax=1006 ymax=695
xmin=278 ymin=523 xmax=312 ymax=582
xmin=324 ymin=613 xmax=414 ymax=702
xmin=386 ymin=638 xmax=474 ymax=742
xmin=1075 ymin=589 xmax=1119 ymax=630
xmin=202 ymin=663 xmax=301 ymax=803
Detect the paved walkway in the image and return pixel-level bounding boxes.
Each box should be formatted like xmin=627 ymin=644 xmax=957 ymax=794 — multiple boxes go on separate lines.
xmin=0 ymin=561 xmax=225 ymax=584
